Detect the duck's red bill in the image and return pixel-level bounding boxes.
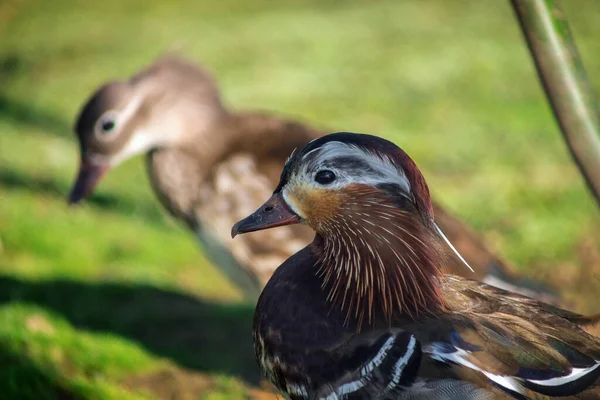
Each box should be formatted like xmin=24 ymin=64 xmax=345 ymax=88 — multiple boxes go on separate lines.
xmin=68 ymin=159 xmax=109 ymax=205
xmin=231 ymin=193 xmax=299 ymax=238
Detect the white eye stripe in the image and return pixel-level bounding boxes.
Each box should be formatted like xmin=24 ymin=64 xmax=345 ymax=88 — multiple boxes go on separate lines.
xmin=284 ymin=147 xmax=297 ymax=167
xmin=94 ymin=93 xmax=145 ymax=142
xmin=300 ymin=141 xmax=410 ymax=193
xmin=301 ymin=146 xmax=321 ymax=159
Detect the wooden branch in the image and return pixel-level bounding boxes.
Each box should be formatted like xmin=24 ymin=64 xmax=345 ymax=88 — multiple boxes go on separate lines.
xmin=511 ymin=0 xmax=600 ymax=207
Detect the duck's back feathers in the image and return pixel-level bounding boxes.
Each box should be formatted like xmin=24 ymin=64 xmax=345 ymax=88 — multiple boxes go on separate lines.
xmin=131 ymin=55 xmax=221 ymax=99
xmin=419 ymin=276 xmax=600 ymax=398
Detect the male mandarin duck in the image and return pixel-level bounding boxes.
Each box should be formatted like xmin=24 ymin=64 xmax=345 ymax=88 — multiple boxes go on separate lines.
xmin=231 ymin=132 xmax=600 ymax=399
xmin=69 ymin=55 xmax=551 ymax=300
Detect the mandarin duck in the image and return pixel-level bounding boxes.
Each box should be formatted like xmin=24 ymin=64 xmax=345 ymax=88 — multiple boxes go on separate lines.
xmin=231 ymin=132 xmax=600 ymax=399
xmin=69 ymin=55 xmax=550 ymax=301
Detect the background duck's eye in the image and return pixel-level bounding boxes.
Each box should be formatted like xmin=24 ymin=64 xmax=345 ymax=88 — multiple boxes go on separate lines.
xmin=94 ymin=110 xmax=119 ymax=139
xmin=315 ymin=170 xmax=336 ymax=185
xmin=101 ymin=119 xmax=115 ymax=132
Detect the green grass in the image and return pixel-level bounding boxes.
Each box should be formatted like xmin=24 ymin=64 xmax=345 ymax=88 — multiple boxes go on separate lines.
xmin=1 ymin=0 xmax=600 ymax=398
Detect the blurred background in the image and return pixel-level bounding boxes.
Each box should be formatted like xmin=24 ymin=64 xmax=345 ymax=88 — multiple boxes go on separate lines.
xmin=0 ymin=0 xmax=599 ymax=398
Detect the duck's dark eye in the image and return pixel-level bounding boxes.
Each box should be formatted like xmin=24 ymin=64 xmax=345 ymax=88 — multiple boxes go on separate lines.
xmin=101 ymin=119 xmax=115 ymax=133
xmin=95 ymin=110 xmax=120 ymax=139
xmin=315 ymin=170 xmax=336 ymax=185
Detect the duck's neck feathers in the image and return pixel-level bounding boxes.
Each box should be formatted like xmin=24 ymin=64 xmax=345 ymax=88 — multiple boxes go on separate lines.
xmin=311 ymin=185 xmax=447 ymax=329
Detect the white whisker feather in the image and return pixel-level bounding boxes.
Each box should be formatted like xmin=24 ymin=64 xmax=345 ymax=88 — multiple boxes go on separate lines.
xmin=434 ymin=222 xmax=473 ymax=272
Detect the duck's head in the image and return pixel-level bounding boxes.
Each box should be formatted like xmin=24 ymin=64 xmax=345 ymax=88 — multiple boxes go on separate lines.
xmin=233 ymin=132 xmax=459 ymax=324
xmin=68 ymin=56 xmax=225 ymax=204
xmin=233 ymin=132 xmax=435 ymax=233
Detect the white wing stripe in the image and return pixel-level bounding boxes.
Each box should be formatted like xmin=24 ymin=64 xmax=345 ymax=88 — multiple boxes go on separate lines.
xmin=320 ymin=335 xmax=396 ymax=400
xmin=528 ymin=361 xmax=600 ymax=387
xmin=426 ymin=343 xmax=600 ymax=395
xmin=334 ymin=379 xmax=367 ymax=397
xmin=426 ymin=345 xmax=525 ymax=394
xmin=360 ymin=335 xmax=396 ymax=376
xmin=322 ymin=334 xmax=419 ymax=400
xmin=386 ymin=335 xmax=418 ymax=391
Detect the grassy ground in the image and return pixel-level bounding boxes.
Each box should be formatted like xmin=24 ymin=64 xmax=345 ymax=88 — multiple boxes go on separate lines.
xmin=1 ymin=0 xmax=599 ymax=398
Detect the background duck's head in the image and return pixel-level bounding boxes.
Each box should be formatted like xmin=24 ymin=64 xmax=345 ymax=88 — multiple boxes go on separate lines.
xmin=233 ymin=132 xmax=453 ymax=323
xmin=68 ymin=56 xmax=226 ymax=204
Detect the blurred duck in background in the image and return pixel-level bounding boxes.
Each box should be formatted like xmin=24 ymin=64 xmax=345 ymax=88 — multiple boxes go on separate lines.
xmin=68 ymin=55 xmax=553 ymax=301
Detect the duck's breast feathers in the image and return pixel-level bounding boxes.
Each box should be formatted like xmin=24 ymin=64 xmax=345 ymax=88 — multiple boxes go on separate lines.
xmin=255 ymin=249 xmax=429 ymax=399
xmin=258 ymin=326 xmax=423 ymax=399
xmin=310 ymin=331 xmax=422 ymax=399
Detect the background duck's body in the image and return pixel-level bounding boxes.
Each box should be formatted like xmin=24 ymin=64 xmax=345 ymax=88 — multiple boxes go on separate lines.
xmin=71 ymin=56 xmax=548 ymax=299
xmin=145 ymin=113 xmax=318 ymax=296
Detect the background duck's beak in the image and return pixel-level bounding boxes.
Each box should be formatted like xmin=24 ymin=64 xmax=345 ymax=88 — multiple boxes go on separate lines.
xmin=68 ymin=158 xmax=110 ymax=205
xmin=231 ymin=193 xmax=299 ymax=238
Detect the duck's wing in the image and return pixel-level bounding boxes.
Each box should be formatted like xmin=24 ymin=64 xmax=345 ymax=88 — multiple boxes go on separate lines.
xmin=419 ymin=276 xmax=600 ymax=399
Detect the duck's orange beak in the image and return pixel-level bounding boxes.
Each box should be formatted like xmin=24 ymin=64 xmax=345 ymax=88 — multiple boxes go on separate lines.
xmin=68 ymin=158 xmax=110 ymax=205
xmin=231 ymin=193 xmax=299 ymax=238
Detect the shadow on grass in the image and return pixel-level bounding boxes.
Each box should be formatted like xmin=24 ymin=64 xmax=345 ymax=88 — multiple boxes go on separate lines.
xmin=0 ymin=276 xmax=260 ymax=384
xmin=0 ymin=166 xmax=167 ymax=225
xmin=0 ymin=94 xmax=70 ymax=138
xmin=0 ymin=52 xmax=70 ymax=138
xmin=0 ymin=344 xmax=83 ymax=400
